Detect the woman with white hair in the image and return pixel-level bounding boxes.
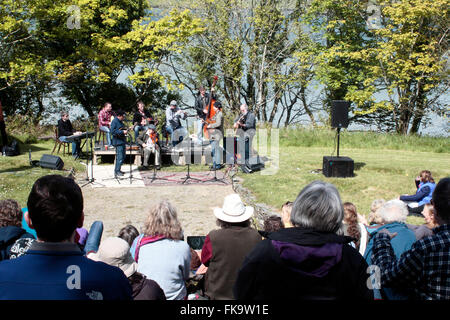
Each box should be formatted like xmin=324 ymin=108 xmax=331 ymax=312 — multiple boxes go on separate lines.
xmin=233 ymin=181 xmax=373 ymax=300
xmin=130 ymin=200 xmax=191 ymax=300
xmin=363 ymin=199 xmax=416 ymax=300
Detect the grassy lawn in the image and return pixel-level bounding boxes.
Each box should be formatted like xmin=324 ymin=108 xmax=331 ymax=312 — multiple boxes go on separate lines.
xmin=1 ymin=128 xmax=449 ymax=227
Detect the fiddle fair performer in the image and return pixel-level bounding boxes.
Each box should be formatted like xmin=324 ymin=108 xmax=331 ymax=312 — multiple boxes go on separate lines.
xmin=132 ymin=101 xmax=158 ymax=142
xmin=110 ymin=110 xmax=128 ymax=178
xmin=195 ymin=85 xmax=216 ymax=142
xmin=206 ymin=101 xmax=224 ymax=170
xmin=136 ymin=124 xmax=161 ymax=170
xmin=98 ymin=102 xmax=114 ymax=148
xmin=165 ymin=100 xmax=188 ymax=147
xmin=233 ymin=103 xmax=256 ymax=165
xmin=57 ymin=111 xmax=82 ymax=159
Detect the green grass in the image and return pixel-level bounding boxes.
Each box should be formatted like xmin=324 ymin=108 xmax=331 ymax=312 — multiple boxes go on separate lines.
xmin=241 ymin=129 xmax=450 ymax=225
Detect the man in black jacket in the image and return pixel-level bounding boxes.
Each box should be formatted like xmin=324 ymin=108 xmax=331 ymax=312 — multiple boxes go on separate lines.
xmin=194 ymin=86 xmax=216 ymax=142
xmin=57 ymin=111 xmax=82 ymax=158
xmin=233 ymin=104 xmax=256 ymax=165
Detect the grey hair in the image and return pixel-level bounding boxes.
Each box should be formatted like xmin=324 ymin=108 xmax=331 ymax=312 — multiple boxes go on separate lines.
xmin=376 ymin=199 xmax=408 ymax=224
xmin=290 ymin=180 xmax=344 ymax=233
xmin=60 ymin=110 xmax=68 ymax=117
xmin=370 ymin=199 xmax=386 ymax=213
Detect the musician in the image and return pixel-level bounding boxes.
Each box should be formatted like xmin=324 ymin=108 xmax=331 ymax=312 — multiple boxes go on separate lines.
xmin=233 ymin=103 xmax=256 ymax=164
xmin=206 ymin=101 xmax=224 ymax=170
xmin=57 ymin=111 xmax=82 ymax=159
xmin=98 ymin=102 xmax=114 ymax=148
xmin=136 ymin=124 xmax=161 ymax=170
xmin=195 ymin=85 xmax=216 ymax=142
xmin=110 ymin=110 xmax=128 ymax=178
xmin=165 ymin=100 xmax=187 ymax=147
xmin=132 ymin=101 xmax=158 ymax=142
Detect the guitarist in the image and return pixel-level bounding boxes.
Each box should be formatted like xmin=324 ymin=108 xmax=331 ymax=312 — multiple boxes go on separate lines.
xmin=233 ymin=103 xmax=256 ymax=165
xmin=111 ymin=110 xmax=128 ymax=178
xmin=195 ymin=84 xmax=216 ymax=143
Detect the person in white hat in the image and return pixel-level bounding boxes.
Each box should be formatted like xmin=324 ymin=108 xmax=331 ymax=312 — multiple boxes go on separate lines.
xmin=90 ymin=237 xmax=165 ymax=300
xmin=200 ymin=193 xmax=261 ymax=300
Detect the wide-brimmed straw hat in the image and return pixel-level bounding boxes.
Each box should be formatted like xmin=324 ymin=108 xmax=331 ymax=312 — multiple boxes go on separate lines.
xmin=213 ymin=194 xmax=254 ymax=223
xmin=90 ymin=237 xmax=137 ymax=277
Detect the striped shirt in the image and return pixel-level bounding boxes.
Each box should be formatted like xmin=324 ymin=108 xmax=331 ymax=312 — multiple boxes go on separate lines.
xmin=372 ymin=224 xmax=450 ymax=300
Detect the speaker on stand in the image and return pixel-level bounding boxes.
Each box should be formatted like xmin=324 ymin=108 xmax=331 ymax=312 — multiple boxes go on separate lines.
xmin=323 ymin=100 xmax=354 ymax=178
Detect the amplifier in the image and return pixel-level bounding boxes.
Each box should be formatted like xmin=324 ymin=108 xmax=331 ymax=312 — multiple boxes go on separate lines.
xmin=323 ymin=156 xmax=354 ymax=178
xmin=39 ymin=154 xmax=64 ymax=170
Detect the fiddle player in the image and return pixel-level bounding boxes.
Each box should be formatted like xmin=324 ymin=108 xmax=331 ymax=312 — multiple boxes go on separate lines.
xmin=132 ymin=101 xmax=158 ymax=142
xmin=98 ymin=102 xmax=114 ymax=148
xmin=110 ymin=110 xmax=128 ymax=178
xmin=57 ymin=111 xmax=82 ymax=159
xmin=136 ymin=124 xmax=161 ymax=170
xmin=233 ymin=103 xmax=256 ymax=165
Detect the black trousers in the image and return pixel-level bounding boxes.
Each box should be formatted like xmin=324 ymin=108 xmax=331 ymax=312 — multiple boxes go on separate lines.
xmin=407 ymin=204 xmax=425 ymax=217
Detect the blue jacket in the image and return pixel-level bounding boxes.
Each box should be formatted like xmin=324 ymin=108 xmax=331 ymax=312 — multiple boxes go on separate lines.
xmin=0 ymin=226 xmax=35 ymax=261
xmin=0 ymin=242 xmax=132 ymax=300
xmin=364 ymin=222 xmax=416 ymax=300
xmin=400 ymin=182 xmax=435 ymax=206
xmin=110 ymin=117 xmax=127 ymax=146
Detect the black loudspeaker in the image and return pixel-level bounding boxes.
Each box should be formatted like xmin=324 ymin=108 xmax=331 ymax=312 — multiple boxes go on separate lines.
xmin=331 ymin=100 xmax=350 ymax=128
xmin=323 ymin=156 xmax=354 ymax=178
xmin=39 ymin=154 xmax=64 ymax=170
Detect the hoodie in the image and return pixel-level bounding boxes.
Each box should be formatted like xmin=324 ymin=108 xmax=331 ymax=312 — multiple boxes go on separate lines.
xmin=233 ymin=227 xmax=373 ymax=300
xmin=0 ymin=226 xmax=35 ymax=261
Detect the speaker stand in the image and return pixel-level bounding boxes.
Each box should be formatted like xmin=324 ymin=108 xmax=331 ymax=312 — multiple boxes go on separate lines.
xmin=337 ymin=127 xmax=341 ymax=158
xmin=81 ymin=133 xmax=105 ymax=188
xmin=181 ymin=164 xmax=202 ymax=184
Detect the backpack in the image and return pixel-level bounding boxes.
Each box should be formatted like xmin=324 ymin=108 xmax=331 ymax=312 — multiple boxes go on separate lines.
xmin=2 ymin=140 xmax=20 ymax=156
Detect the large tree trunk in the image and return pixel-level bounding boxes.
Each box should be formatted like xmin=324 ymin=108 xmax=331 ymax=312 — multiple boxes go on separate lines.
xmin=409 ymin=84 xmax=426 ymax=134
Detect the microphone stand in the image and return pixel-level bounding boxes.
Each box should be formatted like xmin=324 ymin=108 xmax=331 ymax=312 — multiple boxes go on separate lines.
xmin=126 ymin=132 xmax=144 ymax=185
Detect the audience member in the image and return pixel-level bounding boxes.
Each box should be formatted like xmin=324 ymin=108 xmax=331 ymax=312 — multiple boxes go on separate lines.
xmin=364 ymin=199 xmax=416 ymax=300
xmin=342 ymin=202 xmax=368 ymax=256
xmin=367 ymin=199 xmax=386 ymax=226
xmin=130 ymin=200 xmax=191 ymax=300
xmin=264 ymin=215 xmax=284 ymax=233
xmin=83 ymin=221 xmax=104 ymax=255
xmin=406 ymin=203 xmax=437 ymax=240
xmin=400 ymin=170 xmax=436 ymax=216
xmin=280 ymin=201 xmax=293 ymax=228
xmin=0 ymin=199 xmax=35 ymax=261
xmin=372 ymin=177 xmax=450 ymax=300
xmin=91 ymin=237 xmax=166 ymax=300
xmin=118 ymin=224 xmax=140 ymax=247
xmin=20 ymin=207 xmax=37 ymax=238
xmin=201 ymin=194 xmax=261 ymax=300
xmin=233 ymin=181 xmax=373 ymax=300
xmin=0 ymin=175 xmax=132 ymax=300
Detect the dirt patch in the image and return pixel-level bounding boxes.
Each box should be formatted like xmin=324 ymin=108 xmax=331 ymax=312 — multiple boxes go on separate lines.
xmin=81 ymin=183 xmax=235 ymax=241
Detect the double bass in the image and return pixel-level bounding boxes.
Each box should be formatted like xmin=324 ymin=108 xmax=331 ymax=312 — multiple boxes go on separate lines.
xmin=203 ymin=75 xmax=218 ymax=139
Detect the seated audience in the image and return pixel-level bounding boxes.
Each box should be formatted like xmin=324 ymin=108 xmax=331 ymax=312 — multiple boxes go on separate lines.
xmin=91 ymin=237 xmax=166 ymax=300
xmin=364 ymin=199 xmax=416 ymax=300
xmin=400 ymin=170 xmax=436 ymax=216
xmin=406 ymin=203 xmax=437 ymax=240
xmin=201 ymin=194 xmax=261 ymax=300
xmin=233 ymin=181 xmax=373 ymax=300
xmin=264 ymin=215 xmax=284 ymax=233
xmin=21 ymin=207 xmax=37 ymax=238
xmin=372 ymin=177 xmax=450 ymax=300
xmin=83 ymin=221 xmax=104 ymax=255
xmin=118 ymin=224 xmax=140 ymax=247
xmin=367 ymin=199 xmax=386 ymax=226
xmin=130 ymin=200 xmax=191 ymax=300
xmin=0 ymin=199 xmax=35 ymax=261
xmin=0 ymin=175 xmax=132 ymax=300
xmin=342 ymin=202 xmax=368 ymax=256
xmin=280 ymin=201 xmax=293 ymax=228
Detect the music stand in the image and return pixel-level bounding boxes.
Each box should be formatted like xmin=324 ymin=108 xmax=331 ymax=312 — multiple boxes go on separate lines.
xmin=125 ymin=134 xmax=144 ymax=185
xmin=204 ymin=144 xmax=227 ymax=184
xmin=81 ymin=131 xmax=104 ymax=188
xmin=180 ymin=142 xmax=202 ymax=185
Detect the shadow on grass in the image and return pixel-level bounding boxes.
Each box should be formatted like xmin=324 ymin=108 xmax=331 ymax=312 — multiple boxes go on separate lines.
xmin=354 ymin=162 xmax=366 ymax=171
xmin=0 ymin=165 xmax=37 ymax=174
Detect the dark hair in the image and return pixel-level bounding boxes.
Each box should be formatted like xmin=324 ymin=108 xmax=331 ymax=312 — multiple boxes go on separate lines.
xmin=216 ymin=219 xmax=250 ymax=229
xmin=263 ymin=215 xmax=284 ymax=233
xmin=27 ymin=175 xmax=83 ymax=242
xmin=0 ymin=199 xmax=22 ymax=228
xmin=116 ymin=109 xmax=125 ymax=116
xmin=432 ymin=177 xmax=450 ymax=223
xmin=214 ymin=101 xmax=222 ymax=109
xmin=420 ymin=170 xmax=435 ymax=183
xmin=118 ymin=224 xmax=140 ymax=247
xmin=343 ymin=202 xmax=361 ymax=249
